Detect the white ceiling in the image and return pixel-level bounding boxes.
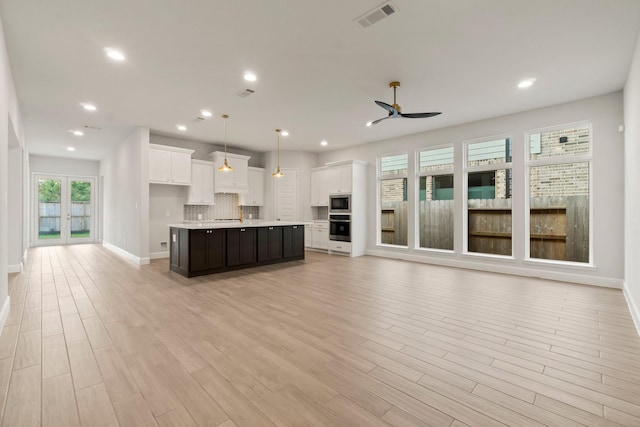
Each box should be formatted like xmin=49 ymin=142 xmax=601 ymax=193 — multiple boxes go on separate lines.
xmin=1 ymin=0 xmax=639 ymax=160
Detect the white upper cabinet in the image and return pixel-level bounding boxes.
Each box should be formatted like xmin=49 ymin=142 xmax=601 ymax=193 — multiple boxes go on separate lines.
xmin=310 ymin=167 xmax=329 ymax=206
xmin=239 ymin=167 xmax=265 ymax=206
xmin=327 ymin=163 xmax=352 ymax=194
xmin=149 ymin=144 xmax=194 ymax=185
xmin=186 ymin=160 xmax=215 ymax=205
xmin=210 ymin=151 xmax=250 ymax=193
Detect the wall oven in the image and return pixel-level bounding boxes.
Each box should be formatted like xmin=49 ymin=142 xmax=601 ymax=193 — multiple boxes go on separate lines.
xmin=329 ymin=194 xmax=351 ymax=213
xmin=329 ymin=214 xmax=351 ymax=242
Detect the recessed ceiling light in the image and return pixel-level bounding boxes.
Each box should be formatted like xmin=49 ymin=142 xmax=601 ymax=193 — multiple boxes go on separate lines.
xmin=104 ymin=47 xmax=125 ymax=61
xmin=281 ymin=130 xmax=289 ymax=136
xmin=81 ymin=103 xmax=97 ymax=111
xmin=71 ymin=130 xmax=84 ymax=136
xmin=67 ymin=146 xmax=76 ymax=152
xmin=321 ymin=140 xmax=328 ymax=146
xmin=366 ymin=121 xmax=372 ymax=127
xmin=518 ymin=78 xmax=535 ymax=89
xmin=243 ymin=72 xmax=257 ymax=82
xmin=200 ymin=110 xmax=212 ymax=118
xmin=176 ymin=125 xmax=187 ymax=131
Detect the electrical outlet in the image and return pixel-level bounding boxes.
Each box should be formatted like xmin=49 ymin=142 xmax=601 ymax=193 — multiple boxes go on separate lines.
xmin=166 ymin=210 xmax=171 ymax=217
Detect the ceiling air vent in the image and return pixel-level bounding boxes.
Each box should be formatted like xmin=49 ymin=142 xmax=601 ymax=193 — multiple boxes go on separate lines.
xmin=83 ymin=125 xmax=101 ymax=130
xmin=237 ymin=88 xmax=255 ymax=98
xmin=355 ymin=2 xmax=396 ymax=29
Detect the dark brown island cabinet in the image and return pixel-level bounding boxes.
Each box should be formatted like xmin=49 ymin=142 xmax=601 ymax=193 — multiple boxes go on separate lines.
xmin=169 ymin=224 xmax=305 ymax=277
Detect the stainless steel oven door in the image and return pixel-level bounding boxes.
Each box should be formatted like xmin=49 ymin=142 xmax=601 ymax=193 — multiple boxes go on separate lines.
xmin=329 ymin=215 xmax=351 ymax=242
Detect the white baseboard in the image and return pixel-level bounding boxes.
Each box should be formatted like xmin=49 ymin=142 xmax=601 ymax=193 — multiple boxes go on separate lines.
xmin=623 ymin=283 xmax=640 ymax=337
xmin=7 ymin=263 xmax=22 ymax=273
xmin=102 ymin=241 xmax=151 ymax=265
xmin=0 ymin=296 xmax=10 ymax=334
xmin=365 ymin=248 xmax=623 ymax=289
xmin=149 ymin=251 xmax=169 ymax=259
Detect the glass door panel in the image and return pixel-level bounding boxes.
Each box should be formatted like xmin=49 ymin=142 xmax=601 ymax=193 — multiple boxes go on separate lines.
xmin=34 ymin=174 xmax=96 ymax=246
xmin=37 ymin=177 xmax=64 ymax=244
xmin=70 ymin=179 xmax=93 ymax=241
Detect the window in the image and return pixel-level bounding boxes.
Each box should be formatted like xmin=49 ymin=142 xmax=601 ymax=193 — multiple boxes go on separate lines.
xmin=418 ymin=147 xmax=454 ymax=250
xmin=527 ymin=123 xmax=591 ymax=263
xmin=465 ymin=138 xmax=512 ymax=256
xmin=379 ymin=153 xmax=408 ymax=246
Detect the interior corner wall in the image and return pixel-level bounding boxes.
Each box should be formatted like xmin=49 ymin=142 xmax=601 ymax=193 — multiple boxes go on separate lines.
xmin=100 ymin=126 xmax=150 ymax=263
xmin=624 ymin=32 xmax=640 ymax=332
xmin=318 ymin=92 xmax=625 ymax=288
xmin=0 ymin=14 xmax=26 ymax=329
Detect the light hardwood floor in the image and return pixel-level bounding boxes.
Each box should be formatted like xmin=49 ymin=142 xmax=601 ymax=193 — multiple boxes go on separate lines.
xmin=1 ymin=244 xmax=640 ymax=426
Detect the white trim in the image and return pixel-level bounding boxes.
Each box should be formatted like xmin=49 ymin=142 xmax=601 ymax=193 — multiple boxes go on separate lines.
xmin=623 ymin=283 xmax=640 ymax=337
xmin=149 ymin=251 xmax=169 ymax=259
xmin=8 ymin=263 xmax=22 ymax=273
xmin=0 ymin=297 xmax=10 ymax=333
xmin=102 ymin=241 xmax=150 ymax=265
xmin=366 ymin=248 xmax=623 ymax=289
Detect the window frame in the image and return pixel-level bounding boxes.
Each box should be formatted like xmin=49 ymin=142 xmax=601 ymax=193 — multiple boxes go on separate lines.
xmin=524 ymin=120 xmax=594 ymax=266
xmin=415 ymin=144 xmax=455 ymax=253
xmin=377 ymin=151 xmax=409 ymax=248
xmin=463 ymin=134 xmax=514 ymax=258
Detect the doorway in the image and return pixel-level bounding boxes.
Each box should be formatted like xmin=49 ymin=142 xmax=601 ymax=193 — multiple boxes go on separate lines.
xmin=275 ymin=168 xmax=298 ymax=221
xmin=33 ymin=174 xmax=96 ymax=245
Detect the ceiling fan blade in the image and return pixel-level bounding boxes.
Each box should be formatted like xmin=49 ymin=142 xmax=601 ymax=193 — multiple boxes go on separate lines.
xmin=400 ymin=112 xmax=442 ymax=118
xmin=375 ymin=100 xmax=398 ymax=116
xmin=370 ymin=116 xmax=390 ymax=125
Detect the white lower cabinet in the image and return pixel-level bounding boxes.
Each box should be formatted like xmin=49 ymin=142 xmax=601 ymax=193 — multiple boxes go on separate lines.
xmin=312 ymin=222 xmax=329 ymax=250
xmin=328 ymin=240 xmax=351 ymax=253
xmin=304 ymin=224 xmax=313 ymax=248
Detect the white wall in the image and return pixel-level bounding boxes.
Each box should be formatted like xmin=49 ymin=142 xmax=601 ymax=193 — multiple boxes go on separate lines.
xmin=30 ymin=154 xmax=99 ymax=176
xmin=318 ymin=92 xmax=625 ymax=288
xmin=8 ymin=138 xmax=23 ymax=271
xmin=149 ymin=184 xmax=186 ymax=257
xmin=100 ymin=127 xmax=149 ymax=264
xmin=624 ymin=33 xmax=640 ymax=332
xmin=0 ymin=15 xmax=26 ymax=329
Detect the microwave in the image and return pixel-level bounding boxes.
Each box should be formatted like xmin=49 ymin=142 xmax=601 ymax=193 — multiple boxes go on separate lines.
xmin=329 ymin=194 xmax=351 ymax=213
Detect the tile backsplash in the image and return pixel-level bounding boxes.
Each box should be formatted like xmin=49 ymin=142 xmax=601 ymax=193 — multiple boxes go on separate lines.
xmin=183 ymin=193 xmax=260 ymax=221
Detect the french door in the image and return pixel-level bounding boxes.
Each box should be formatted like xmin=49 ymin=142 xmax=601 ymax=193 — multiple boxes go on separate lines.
xmin=33 ymin=174 xmax=96 ymax=245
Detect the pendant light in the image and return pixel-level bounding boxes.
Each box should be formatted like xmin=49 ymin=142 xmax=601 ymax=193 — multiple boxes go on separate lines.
xmin=272 ymin=128 xmax=284 ymax=177
xmin=218 ymin=114 xmax=234 ymax=172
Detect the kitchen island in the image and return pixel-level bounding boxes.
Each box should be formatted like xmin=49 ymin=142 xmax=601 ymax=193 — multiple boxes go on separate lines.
xmin=168 ymin=221 xmax=305 ymax=277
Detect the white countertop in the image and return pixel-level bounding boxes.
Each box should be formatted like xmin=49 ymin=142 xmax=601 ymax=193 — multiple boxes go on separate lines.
xmin=168 ymin=220 xmax=306 ymax=230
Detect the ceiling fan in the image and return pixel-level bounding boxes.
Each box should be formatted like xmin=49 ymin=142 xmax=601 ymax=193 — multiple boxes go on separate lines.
xmin=371 ymin=81 xmax=441 ymax=125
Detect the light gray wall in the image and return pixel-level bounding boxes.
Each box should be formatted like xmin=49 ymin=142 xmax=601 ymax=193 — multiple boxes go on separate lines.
xmin=624 ymin=32 xmax=640 ymax=331
xmin=8 ymin=142 xmax=23 ymax=269
xmin=30 ymin=154 xmax=99 ymax=176
xmin=318 ymin=92 xmax=625 ymax=288
xmin=149 ymin=184 xmax=187 ymax=256
xmin=0 ymin=15 xmax=26 ymax=328
xmin=100 ymin=127 xmax=149 ymax=262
